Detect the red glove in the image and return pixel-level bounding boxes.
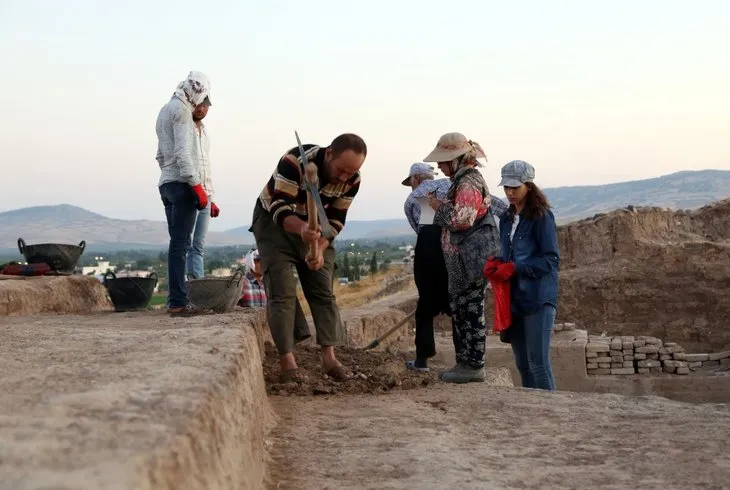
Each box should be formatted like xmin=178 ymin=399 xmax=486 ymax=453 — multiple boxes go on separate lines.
xmin=482 ymin=257 xmax=501 ymax=279
xmin=210 ymin=202 xmax=220 ymax=218
xmin=191 ymin=184 xmax=208 ymax=210
xmin=492 ymin=262 xmax=516 ymax=282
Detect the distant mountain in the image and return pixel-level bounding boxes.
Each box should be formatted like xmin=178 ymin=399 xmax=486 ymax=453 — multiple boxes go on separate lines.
xmin=0 ymin=204 xmax=247 ymax=252
xmin=225 ymin=219 xmax=410 ymax=240
xmin=1 ymin=170 xmax=728 ymax=252
xmin=546 ymin=170 xmax=730 ymax=223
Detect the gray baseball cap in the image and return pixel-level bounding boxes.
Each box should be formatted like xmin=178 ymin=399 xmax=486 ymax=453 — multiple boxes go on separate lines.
xmin=402 ymin=162 xmax=437 ymax=186
xmin=498 ymin=160 xmax=535 ymax=187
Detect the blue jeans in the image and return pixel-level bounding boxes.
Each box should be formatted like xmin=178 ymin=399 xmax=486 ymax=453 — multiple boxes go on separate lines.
xmin=159 ymin=182 xmax=198 ymax=308
xmin=510 ymin=305 xmax=557 ymax=391
xmin=186 ymin=203 xmax=210 ymax=279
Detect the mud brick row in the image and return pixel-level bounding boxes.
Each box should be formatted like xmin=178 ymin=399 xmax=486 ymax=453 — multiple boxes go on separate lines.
xmin=586 ymin=334 xmax=730 ymax=376
xmin=683 ymin=351 xmax=730 ymax=371
xmin=553 ymin=323 xmax=576 ymax=332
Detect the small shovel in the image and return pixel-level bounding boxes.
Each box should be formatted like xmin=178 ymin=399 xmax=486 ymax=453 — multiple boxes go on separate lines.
xmin=363 ymin=309 xmax=417 ymax=350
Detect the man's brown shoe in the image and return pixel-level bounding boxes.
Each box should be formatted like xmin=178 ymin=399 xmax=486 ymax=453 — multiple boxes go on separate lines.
xmin=167 ymin=304 xmax=211 ymax=317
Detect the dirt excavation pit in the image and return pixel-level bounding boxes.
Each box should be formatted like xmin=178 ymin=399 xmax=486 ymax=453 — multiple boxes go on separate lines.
xmin=262 ymin=344 xmax=514 ymax=396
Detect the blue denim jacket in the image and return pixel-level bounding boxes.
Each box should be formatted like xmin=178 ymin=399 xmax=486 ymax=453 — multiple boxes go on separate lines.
xmin=499 ymin=209 xmax=560 ymax=315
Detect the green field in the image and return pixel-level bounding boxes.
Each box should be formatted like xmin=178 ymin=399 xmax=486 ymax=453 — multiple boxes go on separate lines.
xmin=149 ymin=295 xmax=166 ymax=306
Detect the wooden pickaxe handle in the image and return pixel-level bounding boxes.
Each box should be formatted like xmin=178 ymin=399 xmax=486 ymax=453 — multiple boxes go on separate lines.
xmin=304 ymin=162 xmax=319 ymax=261
xmin=363 ymin=309 xmax=417 ymax=350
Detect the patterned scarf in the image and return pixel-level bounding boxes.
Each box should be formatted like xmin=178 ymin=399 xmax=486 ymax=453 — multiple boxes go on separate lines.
xmin=173 ymin=71 xmax=210 ymax=106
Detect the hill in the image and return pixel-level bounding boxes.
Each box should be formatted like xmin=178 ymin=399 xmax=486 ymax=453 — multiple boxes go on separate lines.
xmin=0 ymin=170 xmax=728 ymax=251
xmin=548 ymin=169 xmax=730 ymax=223
xmin=0 ymin=204 xmax=245 ymax=252
xmin=225 ymin=218 xmax=412 ymax=244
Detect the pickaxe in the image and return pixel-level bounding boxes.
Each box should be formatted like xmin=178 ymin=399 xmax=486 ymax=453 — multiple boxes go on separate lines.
xmin=363 ymin=309 xmax=417 ymax=350
xmin=294 ymin=131 xmax=336 ymax=243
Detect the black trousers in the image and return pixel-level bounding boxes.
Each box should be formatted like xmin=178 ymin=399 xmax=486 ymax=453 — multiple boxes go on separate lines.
xmin=413 ymin=225 xmax=452 ymax=359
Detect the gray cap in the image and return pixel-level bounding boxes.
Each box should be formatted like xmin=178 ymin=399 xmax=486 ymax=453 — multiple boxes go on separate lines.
xmin=498 ymin=160 xmax=535 ymax=187
xmin=402 ymin=162 xmax=437 ymax=186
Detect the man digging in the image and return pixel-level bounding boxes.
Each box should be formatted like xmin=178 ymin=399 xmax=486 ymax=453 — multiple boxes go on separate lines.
xmin=252 ymin=133 xmax=367 ymax=383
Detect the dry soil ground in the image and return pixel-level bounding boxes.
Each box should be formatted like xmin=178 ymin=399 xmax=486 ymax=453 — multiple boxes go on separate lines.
xmin=0 ymin=310 xmax=270 ymax=490
xmin=267 ymin=385 xmax=730 ymax=490
xmin=262 ymin=343 xmax=512 ymax=397
xmin=265 ymin=331 xmax=730 ymax=490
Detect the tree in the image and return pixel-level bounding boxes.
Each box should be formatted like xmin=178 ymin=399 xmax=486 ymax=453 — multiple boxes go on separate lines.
xmin=380 ymin=258 xmax=392 ymax=272
xmin=343 ymin=253 xmax=352 ymax=281
xmin=353 ymin=255 xmax=361 ymax=281
xmin=135 ymin=258 xmax=154 ymax=270
xmin=206 ymin=260 xmax=227 ymax=273
xmin=370 ymin=252 xmax=378 ymax=275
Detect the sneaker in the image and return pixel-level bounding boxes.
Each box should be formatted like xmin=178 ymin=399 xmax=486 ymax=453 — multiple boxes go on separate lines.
xmin=406 ymin=360 xmax=429 ymax=373
xmin=439 ymin=364 xmax=464 ymax=380
xmin=440 ymin=366 xmax=485 ymax=384
xmin=167 ymin=303 xmax=211 ymax=317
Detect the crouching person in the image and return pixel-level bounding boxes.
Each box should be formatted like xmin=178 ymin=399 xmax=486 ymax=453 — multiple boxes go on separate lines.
xmin=239 ymin=248 xmax=312 ymax=344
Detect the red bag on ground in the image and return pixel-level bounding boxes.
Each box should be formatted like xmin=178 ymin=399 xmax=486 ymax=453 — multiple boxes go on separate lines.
xmin=483 ymin=258 xmax=512 ymax=333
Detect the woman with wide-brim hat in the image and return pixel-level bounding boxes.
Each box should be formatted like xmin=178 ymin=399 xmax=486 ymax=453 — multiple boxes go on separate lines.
xmin=423 ymin=132 xmax=501 ymax=383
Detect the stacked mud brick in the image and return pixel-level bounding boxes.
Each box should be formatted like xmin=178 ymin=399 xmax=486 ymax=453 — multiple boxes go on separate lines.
xmin=553 ymin=323 xmax=576 ymax=332
xmin=586 ymin=335 xmax=730 ymax=375
xmin=679 ymin=351 xmax=730 ymax=371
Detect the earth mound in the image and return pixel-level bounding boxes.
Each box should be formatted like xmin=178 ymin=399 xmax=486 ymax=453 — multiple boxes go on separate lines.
xmin=263 ymin=344 xmax=513 ymax=396
xmin=557 ymin=198 xmax=730 ymax=351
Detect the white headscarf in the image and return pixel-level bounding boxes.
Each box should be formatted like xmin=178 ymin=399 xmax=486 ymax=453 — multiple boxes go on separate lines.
xmin=173 ymin=70 xmax=211 ymax=106
xmin=244 ymin=249 xmax=260 ymax=275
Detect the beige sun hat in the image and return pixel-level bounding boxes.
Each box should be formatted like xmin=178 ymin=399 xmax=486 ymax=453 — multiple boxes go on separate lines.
xmin=422 ymin=132 xmax=486 ymax=165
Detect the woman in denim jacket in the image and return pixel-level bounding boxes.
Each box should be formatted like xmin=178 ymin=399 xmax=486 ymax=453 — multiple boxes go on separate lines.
xmin=423 ymin=132 xmax=502 ymax=383
xmin=497 ymin=160 xmax=560 ymax=391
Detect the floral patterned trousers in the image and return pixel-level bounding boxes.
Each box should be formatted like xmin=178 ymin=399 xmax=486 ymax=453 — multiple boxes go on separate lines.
xmin=450 ymin=278 xmax=488 ymax=369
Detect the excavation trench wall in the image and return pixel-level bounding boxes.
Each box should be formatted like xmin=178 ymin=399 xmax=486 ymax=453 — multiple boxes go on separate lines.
xmin=0 ymin=275 xmax=112 ymax=316
xmin=483 ymin=329 xmax=730 ymax=404
xmin=2 ymin=279 xmax=726 ymax=490
xmin=0 ymin=310 xmax=274 ymax=490
xmin=0 ymin=279 xmax=420 ymax=490
xmin=338 ymin=292 xmax=729 ymax=404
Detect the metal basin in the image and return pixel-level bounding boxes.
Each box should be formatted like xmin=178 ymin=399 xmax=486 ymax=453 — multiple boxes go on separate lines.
xmin=187 ymin=268 xmax=245 ymax=313
xmin=17 ymin=237 xmax=86 ymax=274
xmin=103 ymin=271 xmax=159 ymax=312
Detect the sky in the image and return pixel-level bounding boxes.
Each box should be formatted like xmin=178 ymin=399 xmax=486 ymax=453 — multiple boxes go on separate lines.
xmin=2 ymin=0 xmax=729 ymax=231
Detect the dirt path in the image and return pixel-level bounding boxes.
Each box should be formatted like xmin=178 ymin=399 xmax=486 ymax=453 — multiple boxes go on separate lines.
xmin=267 ymin=385 xmax=730 ymax=489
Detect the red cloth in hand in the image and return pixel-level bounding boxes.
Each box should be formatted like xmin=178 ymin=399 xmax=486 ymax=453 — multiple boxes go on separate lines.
xmin=482 ymin=257 xmax=512 ymax=333
xmin=492 ymin=262 xmax=515 ymax=282
xmin=490 ymin=277 xmax=512 ymax=333
xmin=483 ymin=257 xmax=501 ymax=279
xmin=210 ymin=202 xmax=220 ymax=218
xmin=191 ymin=184 xmax=208 ymax=210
